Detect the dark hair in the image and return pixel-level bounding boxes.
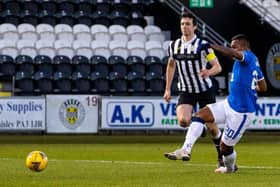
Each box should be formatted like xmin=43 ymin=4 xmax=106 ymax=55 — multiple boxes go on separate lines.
xmin=180 ymin=12 xmax=197 ymax=26
xmin=231 ymin=34 xmax=250 ymax=48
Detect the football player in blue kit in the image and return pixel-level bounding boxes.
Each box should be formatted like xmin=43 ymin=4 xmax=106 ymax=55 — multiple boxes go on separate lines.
xmin=179 ymin=34 xmax=267 ymax=173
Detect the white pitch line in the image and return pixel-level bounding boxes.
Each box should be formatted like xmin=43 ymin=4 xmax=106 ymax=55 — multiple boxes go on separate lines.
xmin=2 ymin=157 xmax=280 ymax=170
xmin=51 ymin=159 xmax=280 ymax=170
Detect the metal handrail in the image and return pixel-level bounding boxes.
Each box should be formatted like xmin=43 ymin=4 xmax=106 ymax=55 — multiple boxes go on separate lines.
xmin=164 ymin=0 xmax=230 ymax=46
xmin=239 ymin=0 xmax=280 ymax=32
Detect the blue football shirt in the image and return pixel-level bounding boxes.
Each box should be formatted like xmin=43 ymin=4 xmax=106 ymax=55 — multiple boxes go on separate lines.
xmin=228 ymin=50 xmax=264 ymax=113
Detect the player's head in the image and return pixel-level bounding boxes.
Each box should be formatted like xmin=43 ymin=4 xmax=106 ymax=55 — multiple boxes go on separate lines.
xmin=180 ymin=13 xmax=197 ymax=37
xmin=230 ymin=34 xmax=250 ymax=51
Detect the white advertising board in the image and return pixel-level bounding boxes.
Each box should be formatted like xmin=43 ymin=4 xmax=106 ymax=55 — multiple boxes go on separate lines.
xmin=101 ymin=97 xmax=280 ymax=130
xmin=0 ymin=97 xmax=45 ymax=131
xmin=101 ymin=97 xmax=183 ymax=130
xmin=46 ymin=95 xmax=99 ymax=133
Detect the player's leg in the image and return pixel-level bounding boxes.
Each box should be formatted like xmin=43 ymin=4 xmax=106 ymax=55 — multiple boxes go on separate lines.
xmin=198 ymin=90 xmax=224 ymax=167
xmin=164 ymin=103 xmax=193 ymax=160
xmin=164 ymin=93 xmax=195 ymax=160
xmin=180 ymin=106 xmax=216 ymax=159
xmin=215 ymin=101 xmax=254 ymax=173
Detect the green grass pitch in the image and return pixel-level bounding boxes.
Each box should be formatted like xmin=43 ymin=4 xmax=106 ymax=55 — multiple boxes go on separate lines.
xmin=0 ymin=133 xmax=280 ymax=187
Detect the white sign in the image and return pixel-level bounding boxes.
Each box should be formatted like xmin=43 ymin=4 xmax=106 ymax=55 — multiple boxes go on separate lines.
xmin=46 ymin=95 xmax=99 ymax=133
xmin=101 ymin=97 xmax=183 ymax=129
xmin=101 ymin=97 xmax=280 ymax=130
xmin=0 ymin=97 xmax=45 ymax=131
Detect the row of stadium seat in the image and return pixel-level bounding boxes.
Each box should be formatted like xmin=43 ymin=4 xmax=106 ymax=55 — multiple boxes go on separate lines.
xmin=14 ymin=70 xmax=168 ymax=96
xmin=0 ymin=54 xmax=168 ymax=77
xmin=0 ymin=0 xmax=152 ymax=27
xmin=0 ymin=39 xmax=169 ymax=60
xmin=0 ymin=23 xmax=165 ymax=42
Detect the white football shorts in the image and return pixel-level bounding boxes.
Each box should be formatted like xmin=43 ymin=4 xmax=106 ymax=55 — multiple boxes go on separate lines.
xmin=207 ymin=99 xmax=254 ymax=146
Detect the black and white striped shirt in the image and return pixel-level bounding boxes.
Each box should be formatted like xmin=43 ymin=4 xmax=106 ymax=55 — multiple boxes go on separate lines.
xmin=168 ymin=35 xmax=215 ymax=93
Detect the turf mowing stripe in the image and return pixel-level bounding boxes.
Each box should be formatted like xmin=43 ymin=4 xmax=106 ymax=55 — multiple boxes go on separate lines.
xmin=1 ymin=157 xmax=280 ymax=170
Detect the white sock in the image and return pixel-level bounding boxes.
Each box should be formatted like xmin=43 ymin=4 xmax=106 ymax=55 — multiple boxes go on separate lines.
xmin=182 ymin=121 xmax=204 ymax=153
xmin=224 ymin=150 xmax=236 ymax=172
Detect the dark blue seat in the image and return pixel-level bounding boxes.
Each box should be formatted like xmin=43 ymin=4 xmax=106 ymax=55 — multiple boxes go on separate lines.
xmin=91 ymin=55 xmax=109 ymax=76
xmin=15 ymin=55 xmax=35 ymax=77
xmin=109 ymin=71 xmax=127 ymax=95
xmin=53 ymin=71 xmax=72 ymax=94
xmin=127 ymin=71 xmax=146 ymax=96
xmin=90 ymin=71 xmax=110 ymax=95
xmin=145 ymin=71 xmax=165 ymax=96
xmin=72 ymin=55 xmax=91 ymax=77
xmin=127 ymin=56 xmax=145 ymax=76
xmin=34 ymin=55 xmax=53 ymax=77
xmin=145 ymin=56 xmax=165 ymax=76
xmin=109 ymin=55 xmax=127 ymax=77
xmin=53 ymin=55 xmax=72 ymax=77
xmin=72 ymin=71 xmax=91 ymax=93
xmin=0 ymin=55 xmax=16 ymax=77
xmin=34 ymin=71 xmax=53 ymax=94
xmin=14 ymin=71 xmax=34 ymax=95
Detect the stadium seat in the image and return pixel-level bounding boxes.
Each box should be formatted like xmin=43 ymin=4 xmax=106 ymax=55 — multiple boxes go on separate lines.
xmin=72 ymin=55 xmax=91 ymax=77
xmin=0 ymin=55 xmax=16 ymax=77
xmin=145 ymin=56 xmax=165 ymax=76
xmin=53 ymin=55 xmax=72 ymax=77
xmin=17 ymin=23 xmax=38 ymax=42
xmin=109 ymin=55 xmax=127 ymax=77
xmin=0 ymin=23 xmax=19 ymax=43
xmin=92 ymin=11 xmax=111 ymax=27
xmin=90 ymin=71 xmax=110 ymax=95
xmin=72 ymin=71 xmax=91 ymax=93
xmin=33 ymin=71 xmax=53 ymax=94
xmin=91 ymin=55 xmax=110 ymax=76
xmin=34 ymin=55 xmax=54 ymax=77
xmin=113 ymin=0 xmax=131 ymax=13
xmin=127 ymin=25 xmax=147 ymax=42
xmin=109 ymin=40 xmax=129 ymax=59
xmin=145 ymin=41 xmax=165 ymax=59
xmin=38 ymin=5 xmax=57 ymax=26
xmin=54 ymin=40 xmax=75 ymax=58
xmin=145 ymin=71 xmax=165 ymax=96
xmin=73 ymin=24 xmax=92 ymax=41
xmin=53 ymin=71 xmax=72 ymax=94
xmin=95 ymin=0 xmax=112 ymax=13
xmin=91 ymin=24 xmax=111 ymax=42
xmin=17 ymin=40 xmax=37 ymax=58
xmin=127 ymin=71 xmax=146 ymax=96
xmin=129 ymin=10 xmax=147 ymax=27
xmin=72 ymin=40 xmax=93 ymax=59
xmin=36 ymin=39 xmax=56 ymax=59
xmin=110 ymin=10 xmax=130 ymax=27
xmin=127 ymin=55 xmax=145 ymax=76
xmin=20 ymin=2 xmax=39 ymax=26
xmin=109 ymin=71 xmax=127 ymax=95
xmin=15 ymin=55 xmax=35 ymax=77
xmin=54 ymin=24 xmax=74 ymax=42
xmin=14 ymin=71 xmax=34 ymax=95
xmin=91 ymin=40 xmax=111 ymax=59
xmin=36 ymin=23 xmax=56 ymax=42
xmin=109 ymin=25 xmax=129 ymax=42
xmin=1 ymin=0 xmax=20 ymax=25
xmin=144 ymin=25 xmax=165 ymax=42
xmin=0 ymin=39 xmax=18 ymax=59
xmin=127 ymin=40 xmax=146 ymax=59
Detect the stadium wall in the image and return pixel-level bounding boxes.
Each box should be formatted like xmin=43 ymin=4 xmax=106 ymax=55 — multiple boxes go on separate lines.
xmin=0 ymin=96 xmax=279 ymax=133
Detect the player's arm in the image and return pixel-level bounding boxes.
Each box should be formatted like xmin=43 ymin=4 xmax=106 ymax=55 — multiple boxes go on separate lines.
xmin=210 ymin=44 xmax=243 ymax=61
xmin=200 ymin=47 xmax=222 ymax=78
xmin=256 ymin=79 xmax=267 ymax=92
xmin=164 ymin=58 xmax=176 ymax=102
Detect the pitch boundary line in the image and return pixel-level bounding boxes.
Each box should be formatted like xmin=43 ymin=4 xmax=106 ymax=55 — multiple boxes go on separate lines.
xmin=1 ymin=157 xmax=279 ymax=170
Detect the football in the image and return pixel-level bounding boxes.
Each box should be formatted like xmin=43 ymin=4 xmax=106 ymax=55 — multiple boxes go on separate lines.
xmin=25 ymin=151 xmax=48 ymax=172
